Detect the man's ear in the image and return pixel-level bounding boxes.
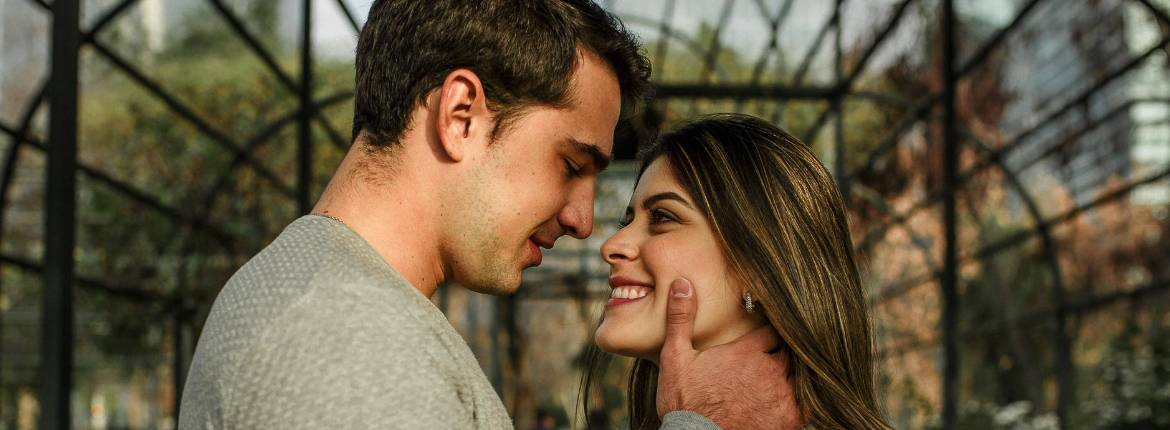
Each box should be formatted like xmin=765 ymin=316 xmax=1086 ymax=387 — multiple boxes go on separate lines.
xmin=435 ymin=69 xmax=490 ymax=163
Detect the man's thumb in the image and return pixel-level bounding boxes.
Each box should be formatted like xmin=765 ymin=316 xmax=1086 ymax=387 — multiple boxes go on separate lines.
xmin=663 ymin=278 xmax=697 ymax=352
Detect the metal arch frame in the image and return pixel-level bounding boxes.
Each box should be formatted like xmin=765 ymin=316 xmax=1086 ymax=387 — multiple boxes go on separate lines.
xmin=865 ymin=93 xmax=1170 ymax=424
xmin=853 ymin=0 xmax=1170 ymax=287
xmin=791 ymin=0 xmax=839 ymax=88
xmin=742 ymin=0 xmax=798 ymax=94
xmin=864 ymin=98 xmax=1170 ymax=303
xmin=0 ymin=1 xmax=249 ymax=253
xmin=85 ymin=41 xmax=297 ymax=197
xmin=652 ymin=0 xmax=677 ymax=79
xmin=619 ymin=15 xmax=737 ymax=84
xmin=0 ymin=1 xmax=366 ymax=254
xmin=0 ymin=0 xmax=365 ymax=426
xmin=842 ymin=0 xmax=1046 ymax=186
xmin=847 ymin=0 xmax=1167 ymax=223
xmin=860 ymin=120 xmax=1084 ymax=424
xmin=696 ymin=0 xmax=740 ymax=87
xmin=683 ymin=0 xmax=741 ymax=116
xmin=962 ymin=128 xmax=1076 ymax=422
xmin=0 ymin=122 xmax=236 ymax=248
xmin=851 ymin=183 xmax=943 ymax=276
xmin=6 ymin=0 xmax=1170 ymax=427
xmin=801 ymin=0 xmax=918 ymax=143
xmin=200 ymin=91 xmax=354 ymax=215
xmin=855 ymin=36 xmax=1170 ymax=279
xmin=202 ymin=0 xmax=350 ymax=154
xmin=881 ymin=276 xmax=1170 ymax=362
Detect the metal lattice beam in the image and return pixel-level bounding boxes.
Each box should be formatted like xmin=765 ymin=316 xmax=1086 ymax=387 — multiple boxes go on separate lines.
xmin=855 ymin=31 xmax=1170 ymax=256
xmin=0 ymin=121 xmax=237 ymax=247
xmin=41 ymin=0 xmax=80 ymax=427
xmin=653 ymin=84 xmax=839 ymax=99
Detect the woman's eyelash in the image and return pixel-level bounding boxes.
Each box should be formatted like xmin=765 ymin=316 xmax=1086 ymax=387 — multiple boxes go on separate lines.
xmin=616 ymin=209 xmax=678 ymax=229
xmin=649 ymin=209 xmax=676 ymax=223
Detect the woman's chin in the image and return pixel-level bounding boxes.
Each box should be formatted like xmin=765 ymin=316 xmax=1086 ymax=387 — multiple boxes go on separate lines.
xmin=594 ymin=333 xmax=659 ymax=361
xmin=596 ymin=343 xmax=660 ymax=362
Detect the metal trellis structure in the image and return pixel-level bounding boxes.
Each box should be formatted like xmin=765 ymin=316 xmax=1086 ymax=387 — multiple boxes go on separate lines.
xmin=2 ymin=0 xmax=1169 ymax=428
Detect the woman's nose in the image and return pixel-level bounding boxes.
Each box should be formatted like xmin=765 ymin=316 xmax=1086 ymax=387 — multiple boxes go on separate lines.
xmin=600 ymin=229 xmax=638 ymax=264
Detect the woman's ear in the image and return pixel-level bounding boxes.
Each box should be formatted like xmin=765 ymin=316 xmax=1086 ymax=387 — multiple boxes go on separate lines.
xmin=434 ymin=69 xmax=491 ymax=162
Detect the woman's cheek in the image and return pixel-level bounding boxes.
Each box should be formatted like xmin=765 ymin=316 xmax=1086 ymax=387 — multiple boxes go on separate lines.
xmin=644 ymin=236 xmax=692 ymax=287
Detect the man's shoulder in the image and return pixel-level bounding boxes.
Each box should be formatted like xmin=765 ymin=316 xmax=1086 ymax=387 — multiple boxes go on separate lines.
xmin=181 ymin=217 xmax=486 ymax=428
xmin=182 ymin=283 xmax=488 ymax=428
xmin=207 ymin=216 xmax=440 ymax=336
xmin=187 ymin=215 xmax=441 ymax=388
xmin=232 ymin=215 xmax=393 ymax=287
xmin=212 ymin=215 xmax=418 ymax=323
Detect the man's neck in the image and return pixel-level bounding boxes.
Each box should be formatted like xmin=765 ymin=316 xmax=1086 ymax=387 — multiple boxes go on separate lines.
xmin=312 ymin=146 xmax=448 ymax=299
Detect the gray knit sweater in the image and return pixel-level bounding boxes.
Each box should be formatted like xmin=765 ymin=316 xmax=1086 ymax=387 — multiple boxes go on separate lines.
xmin=178 ymin=216 xmax=719 ymax=429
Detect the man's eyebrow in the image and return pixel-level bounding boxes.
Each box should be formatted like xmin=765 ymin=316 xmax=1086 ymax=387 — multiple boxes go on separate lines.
xmin=641 ymin=192 xmax=694 ymax=210
xmin=566 ymin=138 xmax=613 ymax=172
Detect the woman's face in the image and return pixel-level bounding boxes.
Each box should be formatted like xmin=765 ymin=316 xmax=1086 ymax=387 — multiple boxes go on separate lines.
xmin=594 ymin=157 xmax=763 ymax=362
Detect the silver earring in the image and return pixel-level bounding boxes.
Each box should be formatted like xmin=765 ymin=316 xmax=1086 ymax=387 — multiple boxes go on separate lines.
xmin=745 ymin=290 xmax=755 ymax=314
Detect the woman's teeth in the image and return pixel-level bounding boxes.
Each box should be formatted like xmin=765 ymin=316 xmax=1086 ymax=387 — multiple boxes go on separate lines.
xmin=610 ymin=286 xmax=653 ymax=299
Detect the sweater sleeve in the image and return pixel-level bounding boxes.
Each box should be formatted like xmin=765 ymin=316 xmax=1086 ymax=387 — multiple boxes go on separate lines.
xmin=660 ymin=411 xmax=722 ymax=430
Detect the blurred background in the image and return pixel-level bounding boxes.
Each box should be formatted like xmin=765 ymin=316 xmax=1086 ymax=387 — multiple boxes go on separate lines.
xmin=2 ymin=0 xmax=1169 ymax=428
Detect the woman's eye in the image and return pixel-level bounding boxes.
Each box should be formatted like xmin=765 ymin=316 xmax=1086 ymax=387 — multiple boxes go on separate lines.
xmin=616 ymin=210 xmax=676 ymax=229
xmin=649 ymin=209 xmax=677 ymax=224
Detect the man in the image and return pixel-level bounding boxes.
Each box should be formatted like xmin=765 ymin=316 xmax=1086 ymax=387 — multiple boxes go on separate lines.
xmin=179 ymin=0 xmax=792 ymax=428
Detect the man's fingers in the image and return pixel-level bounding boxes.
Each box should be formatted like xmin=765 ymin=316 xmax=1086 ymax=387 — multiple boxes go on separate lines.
xmin=661 ymin=278 xmax=698 ymax=359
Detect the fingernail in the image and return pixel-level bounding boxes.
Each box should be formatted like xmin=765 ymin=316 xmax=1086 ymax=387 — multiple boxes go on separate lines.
xmin=672 ymin=278 xmax=693 ymax=298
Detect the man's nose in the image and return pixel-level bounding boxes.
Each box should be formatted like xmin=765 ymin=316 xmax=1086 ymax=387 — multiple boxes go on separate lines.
xmin=558 ymin=185 xmax=595 ymax=239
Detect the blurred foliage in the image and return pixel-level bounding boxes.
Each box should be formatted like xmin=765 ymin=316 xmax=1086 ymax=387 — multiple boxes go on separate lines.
xmin=1086 ymin=317 xmax=1170 ymax=428
xmin=924 ymin=401 xmax=1060 ymax=430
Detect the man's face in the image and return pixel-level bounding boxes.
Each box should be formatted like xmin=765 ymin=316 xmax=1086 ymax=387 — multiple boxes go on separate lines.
xmin=443 ymin=54 xmax=621 ymax=295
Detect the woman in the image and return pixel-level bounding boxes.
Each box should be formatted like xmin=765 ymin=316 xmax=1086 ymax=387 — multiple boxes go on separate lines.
xmin=585 ymin=114 xmax=892 ymax=429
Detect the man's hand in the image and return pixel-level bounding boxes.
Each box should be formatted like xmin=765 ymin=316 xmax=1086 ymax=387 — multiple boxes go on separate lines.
xmin=656 ymin=278 xmax=804 ymax=430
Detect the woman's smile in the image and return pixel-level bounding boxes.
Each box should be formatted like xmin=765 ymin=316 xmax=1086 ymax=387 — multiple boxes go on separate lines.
xmin=606 ymin=276 xmax=655 ymax=308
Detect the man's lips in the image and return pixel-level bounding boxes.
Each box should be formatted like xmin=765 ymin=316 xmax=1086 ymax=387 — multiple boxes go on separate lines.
xmin=528 ymin=239 xmax=543 ymax=266
xmin=528 ymin=237 xmax=554 ymax=266
xmin=530 ymin=237 xmax=555 ymax=249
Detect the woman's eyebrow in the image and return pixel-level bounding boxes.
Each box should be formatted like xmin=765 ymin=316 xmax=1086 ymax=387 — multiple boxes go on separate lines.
xmin=641 ymin=192 xmax=694 ymax=210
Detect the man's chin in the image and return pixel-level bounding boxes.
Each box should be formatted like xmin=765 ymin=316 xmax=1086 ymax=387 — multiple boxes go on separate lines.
xmin=457 ymin=273 xmax=523 ymax=296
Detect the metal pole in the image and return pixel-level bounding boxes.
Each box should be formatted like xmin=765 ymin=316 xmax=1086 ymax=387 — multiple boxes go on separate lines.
xmin=833 ymin=0 xmax=848 ymax=200
xmin=298 ymin=0 xmax=314 ymax=214
xmin=41 ymin=0 xmax=80 ymax=427
xmin=941 ymin=0 xmax=960 ymax=428
xmin=172 ymin=303 xmax=193 ymax=418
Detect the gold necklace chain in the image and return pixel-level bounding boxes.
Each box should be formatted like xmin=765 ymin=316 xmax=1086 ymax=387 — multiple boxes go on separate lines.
xmin=310 ymin=213 xmax=347 ymax=227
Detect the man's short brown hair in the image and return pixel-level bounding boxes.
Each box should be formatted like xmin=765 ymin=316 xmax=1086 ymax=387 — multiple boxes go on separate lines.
xmin=353 ymin=0 xmax=652 ymax=147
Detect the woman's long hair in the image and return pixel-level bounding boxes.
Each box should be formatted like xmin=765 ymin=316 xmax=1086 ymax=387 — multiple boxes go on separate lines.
xmin=581 ymin=114 xmax=892 ymax=429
